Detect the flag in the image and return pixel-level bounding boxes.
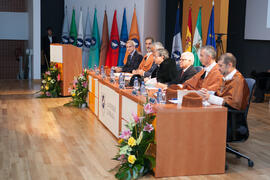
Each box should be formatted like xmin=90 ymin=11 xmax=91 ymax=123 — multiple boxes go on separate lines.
xmin=76 ymin=8 xmax=84 ymax=48
xmin=171 ymin=4 xmax=183 ymax=60
xmin=192 ymin=7 xmax=202 ymax=67
xmin=123 ymin=8 xmax=141 ymax=64
xmin=88 ymin=9 xmax=100 ymax=68
xmin=117 ymin=8 xmax=128 ymax=66
xmin=105 ymin=10 xmax=120 ymax=67
xmin=69 ymin=8 xmax=77 ymax=45
xmin=185 ymin=7 xmax=192 ymax=52
xmin=84 ymin=9 xmax=92 ymax=49
xmin=83 ymin=8 xmax=91 ymax=68
xmin=62 ymin=6 xmax=69 ymax=44
xmin=99 ymin=10 xmax=109 ymax=67
xmin=206 ymin=1 xmax=216 ymax=49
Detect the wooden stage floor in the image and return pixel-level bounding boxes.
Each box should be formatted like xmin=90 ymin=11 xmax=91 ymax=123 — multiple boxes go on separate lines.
xmin=0 ymin=80 xmax=270 ymax=180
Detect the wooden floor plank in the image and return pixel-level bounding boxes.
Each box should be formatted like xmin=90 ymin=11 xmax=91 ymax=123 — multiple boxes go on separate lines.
xmin=0 ymin=80 xmax=270 ymax=180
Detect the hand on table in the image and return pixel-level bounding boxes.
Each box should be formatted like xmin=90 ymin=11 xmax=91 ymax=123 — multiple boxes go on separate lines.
xmin=137 ymin=70 xmax=144 ymax=76
xmin=144 ymin=77 xmax=150 ymax=83
xmin=156 ymin=83 xmax=168 ymax=89
xmin=115 ymin=67 xmax=122 ymax=73
xmin=198 ymin=88 xmax=210 ymax=101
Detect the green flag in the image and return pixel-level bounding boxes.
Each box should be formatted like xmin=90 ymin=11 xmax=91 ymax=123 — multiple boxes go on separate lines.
xmin=192 ymin=7 xmax=202 ymax=67
xmin=88 ymin=9 xmax=100 ymax=68
xmin=69 ymin=9 xmax=77 ymax=45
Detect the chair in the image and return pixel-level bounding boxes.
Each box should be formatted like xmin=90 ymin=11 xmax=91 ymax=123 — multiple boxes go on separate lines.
xmin=226 ymin=78 xmax=256 ymax=167
xmin=194 ymin=66 xmax=203 ymax=73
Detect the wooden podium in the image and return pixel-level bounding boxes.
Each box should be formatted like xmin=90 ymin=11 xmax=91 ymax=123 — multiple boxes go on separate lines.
xmin=50 ymin=44 xmax=82 ymax=96
xmin=155 ymin=105 xmax=227 ymax=177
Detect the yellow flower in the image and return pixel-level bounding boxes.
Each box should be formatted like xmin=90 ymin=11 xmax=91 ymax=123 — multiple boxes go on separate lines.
xmin=72 ymin=93 xmax=76 ymax=97
xmin=48 ymin=77 xmax=51 ymax=81
xmin=45 ymin=85 xmax=49 ymax=90
xmin=128 ymin=137 xmax=136 ymax=147
xmin=41 ymin=86 xmax=44 ymax=89
xmin=128 ymin=155 xmax=136 ymax=164
xmin=118 ymin=139 xmax=123 ymax=144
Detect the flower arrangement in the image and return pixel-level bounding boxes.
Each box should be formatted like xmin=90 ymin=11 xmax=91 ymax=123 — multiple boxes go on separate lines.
xmin=39 ymin=63 xmax=61 ymax=98
xmin=65 ymin=69 xmax=88 ymax=108
xmin=113 ymin=103 xmax=156 ymax=180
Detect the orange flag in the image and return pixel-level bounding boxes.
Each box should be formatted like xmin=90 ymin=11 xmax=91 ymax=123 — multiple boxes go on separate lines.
xmin=124 ymin=8 xmax=141 ymax=64
xmin=99 ymin=10 xmax=109 ymax=67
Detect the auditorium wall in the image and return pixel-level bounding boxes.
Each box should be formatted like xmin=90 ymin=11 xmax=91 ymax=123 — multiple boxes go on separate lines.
xmin=64 ymin=0 xmax=166 ymax=55
xmin=0 ymin=0 xmax=27 ymax=79
xmin=227 ymin=0 xmax=270 ymax=76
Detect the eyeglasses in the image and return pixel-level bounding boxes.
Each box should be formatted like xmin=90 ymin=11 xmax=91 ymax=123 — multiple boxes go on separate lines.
xmin=180 ymin=59 xmax=188 ymax=61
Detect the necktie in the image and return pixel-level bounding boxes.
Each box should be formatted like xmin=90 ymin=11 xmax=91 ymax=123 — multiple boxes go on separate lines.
xmin=180 ymin=71 xmax=184 ymax=78
xmin=201 ymin=70 xmax=206 ymax=79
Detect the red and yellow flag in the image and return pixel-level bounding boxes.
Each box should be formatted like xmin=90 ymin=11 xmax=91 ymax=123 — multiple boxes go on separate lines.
xmin=124 ymin=8 xmax=141 ymax=64
xmin=185 ymin=7 xmax=192 ymax=52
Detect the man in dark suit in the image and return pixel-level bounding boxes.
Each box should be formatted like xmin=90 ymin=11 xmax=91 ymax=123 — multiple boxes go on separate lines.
xmin=146 ymin=48 xmax=177 ymax=86
xmin=42 ymin=27 xmax=58 ymax=68
xmin=168 ymin=52 xmax=197 ymax=85
xmin=115 ymin=40 xmax=143 ymax=73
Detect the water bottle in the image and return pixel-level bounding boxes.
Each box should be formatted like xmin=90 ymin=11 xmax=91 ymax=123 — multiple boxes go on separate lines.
xmin=110 ymin=68 xmax=115 ymax=83
xmin=101 ymin=65 xmax=105 ymax=79
xmin=140 ymin=81 xmax=147 ymax=96
xmin=156 ymin=88 xmax=162 ymax=104
xmin=119 ymin=73 xmax=125 ymax=89
xmin=133 ymin=77 xmax=140 ymax=93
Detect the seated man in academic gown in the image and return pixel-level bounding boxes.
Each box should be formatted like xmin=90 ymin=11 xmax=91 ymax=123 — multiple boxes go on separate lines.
xmin=200 ymin=53 xmax=250 ymax=141
xmin=183 ymin=45 xmax=223 ymax=92
xmin=132 ymin=37 xmax=155 ymax=74
xmin=199 ymin=53 xmax=249 ymax=111
xmin=115 ymin=40 xmax=143 ymax=73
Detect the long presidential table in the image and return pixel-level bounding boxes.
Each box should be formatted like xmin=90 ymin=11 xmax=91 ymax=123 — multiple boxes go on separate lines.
xmin=87 ymin=71 xmax=227 ymax=177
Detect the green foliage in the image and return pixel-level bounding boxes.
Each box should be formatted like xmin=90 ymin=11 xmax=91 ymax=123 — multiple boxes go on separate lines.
xmin=39 ymin=63 xmax=61 ymax=98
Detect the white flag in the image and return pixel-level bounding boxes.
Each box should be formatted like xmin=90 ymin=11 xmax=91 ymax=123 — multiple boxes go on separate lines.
xmin=171 ymin=5 xmax=183 ymax=60
xmin=82 ymin=9 xmax=91 ymax=68
xmin=62 ymin=6 xmax=69 ymax=44
xmin=77 ymin=9 xmax=84 ymax=48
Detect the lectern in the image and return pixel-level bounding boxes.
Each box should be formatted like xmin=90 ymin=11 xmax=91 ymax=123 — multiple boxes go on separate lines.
xmin=50 ymin=44 xmax=82 ymax=96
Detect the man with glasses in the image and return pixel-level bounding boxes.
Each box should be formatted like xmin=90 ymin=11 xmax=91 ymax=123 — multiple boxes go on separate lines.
xmin=169 ymin=52 xmax=197 ymax=85
xmin=156 ymin=52 xmax=197 ymax=89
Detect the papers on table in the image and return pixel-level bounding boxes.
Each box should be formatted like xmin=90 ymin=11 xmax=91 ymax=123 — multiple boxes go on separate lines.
xmin=114 ymin=73 xmax=132 ymax=81
xmin=167 ymin=90 xmax=210 ymax=106
xmin=145 ymin=87 xmax=158 ymax=90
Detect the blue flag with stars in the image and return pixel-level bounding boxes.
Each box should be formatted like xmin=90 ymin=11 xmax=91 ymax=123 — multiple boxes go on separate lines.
xmin=206 ymin=4 xmax=216 ymax=49
xmin=117 ymin=8 xmax=128 ymax=66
